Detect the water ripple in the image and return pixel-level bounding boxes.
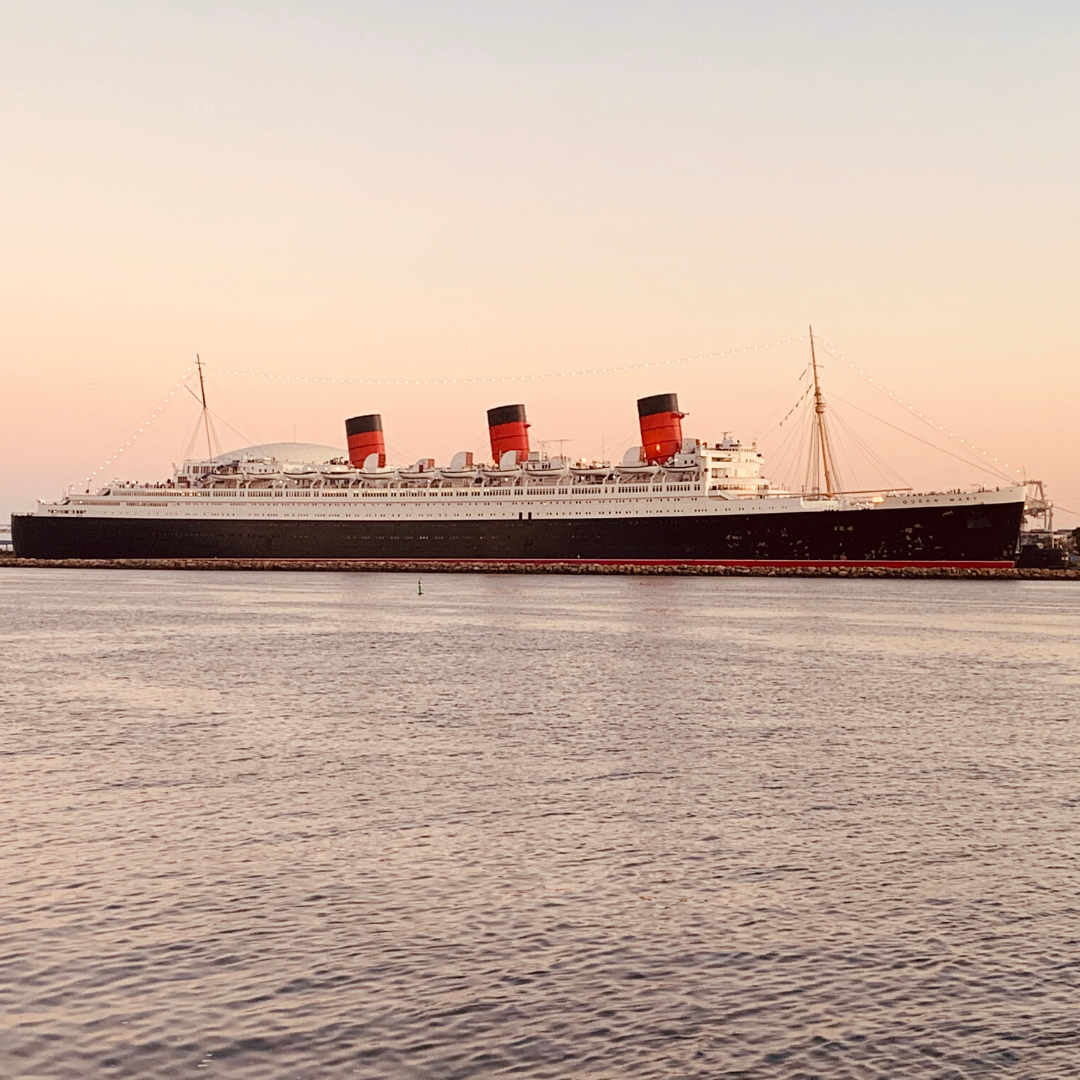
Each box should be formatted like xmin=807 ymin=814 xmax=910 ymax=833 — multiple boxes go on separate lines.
xmin=1 ymin=572 xmax=1078 ymax=1077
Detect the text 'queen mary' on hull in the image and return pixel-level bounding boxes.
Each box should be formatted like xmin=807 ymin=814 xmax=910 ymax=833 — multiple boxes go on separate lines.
xmin=12 ymin=342 xmax=1028 ymax=566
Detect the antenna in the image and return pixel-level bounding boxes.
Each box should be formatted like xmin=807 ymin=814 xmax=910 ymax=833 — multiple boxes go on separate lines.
xmin=538 ymin=438 xmax=572 ymax=460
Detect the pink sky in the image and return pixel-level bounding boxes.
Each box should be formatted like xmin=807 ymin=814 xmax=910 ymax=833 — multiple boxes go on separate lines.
xmin=3 ymin=3 xmax=1078 ymax=522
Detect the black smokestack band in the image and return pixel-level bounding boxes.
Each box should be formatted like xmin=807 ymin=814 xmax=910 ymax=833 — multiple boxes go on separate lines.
xmin=345 ymin=414 xmax=383 ymax=436
xmin=637 ymin=393 xmax=680 ymax=419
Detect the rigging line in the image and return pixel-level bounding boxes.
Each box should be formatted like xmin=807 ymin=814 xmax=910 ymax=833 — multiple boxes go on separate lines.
xmin=761 ymin=398 xmax=809 ymax=476
xmin=831 ymin=411 xmax=861 ymax=493
xmin=749 ymin=362 xmax=811 ymax=443
xmin=793 ymin=412 xmax=814 ymax=490
xmin=592 ymin=417 xmax=641 ymax=461
xmin=792 ymin=425 xmax=813 ymax=493
xmin=782 ymin=409 xmax=814 ymax=492
xmin=776 ymin=384 xmax=814 ymax=430
xmin=828 ymin=392 xmax=1016 ymax=481
xmin=826 ymin=398 xmax=899 ymax=483
xmin=767 ymin=438 xmax=799 ymax=491
xmin=203 ymin=408 xmax=261 ymax=451
xmin=803 ymin=416 xmax=821 ymax=495
xmin=829 ymin=407 xmax=910 ymax=490
xmin=207 ymin=337 xmax=806 ymax=388
xmin=383 ymin=434 xmax=424 ymax=465
xmin=754 ymin=379 xmax=812 ymax=444
xmin=816 ymin=338 xmax=1025 ymax=480
xmin=831 ymin=390 xmax=1013 ymax=482
xmin=831 ymin=390 xmax=1014 ymax=486
xmin=200 ymin=376 xmax=265 ymax=448
xmin=465 ymin=430 xmax=492 ymax=457
xmin=836 ymin=415 xmax=910 ymax=489
xmin=79 ymin=368 xmax=195 ymax=487
xmin=768 ymin=434 xmax=802 ymax=483
xmin=766 ymin=386 xmax=815 ymax=481
xmin=67 ymin=368 xmax=195 ymax=484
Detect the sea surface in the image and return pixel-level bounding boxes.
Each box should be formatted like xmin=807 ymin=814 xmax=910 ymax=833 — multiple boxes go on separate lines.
xmin=1 ymin=570 xmax=1078 ymax=1079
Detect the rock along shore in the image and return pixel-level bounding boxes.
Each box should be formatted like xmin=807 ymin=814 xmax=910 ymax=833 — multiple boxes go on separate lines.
xmin=1 ymin=556 xmax=1077 ymax=579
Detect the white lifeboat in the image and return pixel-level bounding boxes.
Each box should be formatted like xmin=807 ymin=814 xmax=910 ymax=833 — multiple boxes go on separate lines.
xmin=440 ymin=450 xmax=479 ymax=480
xmin=524 ymin=456 xmax=569 ymax=478
xmin=357 ymin=452 xmax=399 ymax=482
xmin=398 ymin=458 xmax=438 ymax=483
xmin=569 ymin=461 xmax=611 ymax=477
xmin=480 ymin=449 xmax=523 ymax=479
xmin=241 ymin=468 xmax=282 ymax=483
xmin=524 ymin=455 xmax=570 ymax=473
xmin=319 ymin=464 xmax=358 ymax=481
xmin=615 ymin=446 xmax=661 ymax=478
xmin=660 ymin=439 xmax=703 ymax=474
xmin=615 ymin=464 xmax=661 ymax=478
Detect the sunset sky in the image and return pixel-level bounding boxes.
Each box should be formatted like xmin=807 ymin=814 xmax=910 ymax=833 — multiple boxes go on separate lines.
xmin=3 ymin=2 xmax=1078 ymax=522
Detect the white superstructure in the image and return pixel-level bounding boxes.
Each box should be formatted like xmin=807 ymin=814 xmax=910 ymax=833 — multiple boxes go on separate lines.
xmin=33 ymin=437 xmax=1024 ymax=523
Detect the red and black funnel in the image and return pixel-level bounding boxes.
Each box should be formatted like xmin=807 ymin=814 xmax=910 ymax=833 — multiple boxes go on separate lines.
xmin=345 ymin=413 xmax=386 ymax=468
xmin=487 ymin=403 xmax=530 ymax=465
xmin=637 ymin=393 xmax=685 ymax=463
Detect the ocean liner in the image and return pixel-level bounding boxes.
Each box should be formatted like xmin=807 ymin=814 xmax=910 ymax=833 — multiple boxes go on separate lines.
xmin=12 ymin=342 xmax=1026 ymax=566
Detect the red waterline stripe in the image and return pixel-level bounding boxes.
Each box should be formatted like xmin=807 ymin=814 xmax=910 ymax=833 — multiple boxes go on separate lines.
xmin=269 ymin=558 xmax=1017 ymax=570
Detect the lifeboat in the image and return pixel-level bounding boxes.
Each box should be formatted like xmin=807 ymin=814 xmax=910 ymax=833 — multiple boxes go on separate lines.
xmin=615 ymin=463 xmax=661 ymax=478
xmin=398 ymin=458 xmax=438 ymax=483
xmin=319 ymin=464 xmax=358 ymax=481
xmin=355 ymin=452 xmax=397 ymax=481
xmin=615 ymin=446 xmax=661 ymax=478
xmin=440 ymin=451 xmax=479 ymax=480
xmin=480 ymin=449 xmax=524 ymax=479
xmin=569 ymin=461 xmax=611 ymax=478
xmin=524 ymin=456 xmax=569 ymax=478
xmin=660 ymin=460 xmax=699 ymax=474
xmin=240 ymin=468 xmax=283 ymax=483
xmin=659 ymin=441 xmax=703 ymax=475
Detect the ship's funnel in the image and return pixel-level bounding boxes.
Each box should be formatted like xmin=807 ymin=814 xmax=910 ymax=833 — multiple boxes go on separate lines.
xmin=487 ymin=404 xmax=530 ymax=465
xmin=637 ymin=393 xmax=685 ymax=463
xmin=345 ymin=414 xmax=386 ymax=468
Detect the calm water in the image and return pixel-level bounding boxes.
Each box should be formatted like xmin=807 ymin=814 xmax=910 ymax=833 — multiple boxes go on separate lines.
xmin=1 ymin=571 xmax=1078 ymax=1079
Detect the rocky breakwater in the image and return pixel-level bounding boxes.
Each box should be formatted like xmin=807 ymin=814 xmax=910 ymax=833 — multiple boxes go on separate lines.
xmin=2 ymin=557 xmax=1078 ymax=579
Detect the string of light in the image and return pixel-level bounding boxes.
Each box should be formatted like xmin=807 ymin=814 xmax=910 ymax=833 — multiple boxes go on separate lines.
xmin=83 ymin=369 xmax=194 ymax=486
xmin=777 ymin=382 xmax=813 ymax=428
xmin=816 ymin=338 xmax=1025 ymax=482
xmin=208 ymin=337 xmax=806 ymax=386
xmin=79 ymin=337 xmax=1029 ymax=494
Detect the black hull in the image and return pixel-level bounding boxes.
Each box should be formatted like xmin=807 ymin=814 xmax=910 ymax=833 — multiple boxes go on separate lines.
xmin=12 ymin=501 xmax=1023 ymax=566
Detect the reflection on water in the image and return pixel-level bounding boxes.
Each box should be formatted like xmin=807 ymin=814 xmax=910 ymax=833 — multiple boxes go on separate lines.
xmin=1 ymin=571 xmax=1078 ymax=1078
